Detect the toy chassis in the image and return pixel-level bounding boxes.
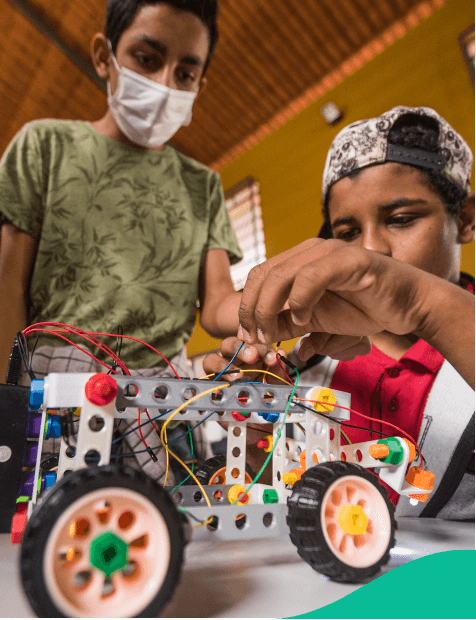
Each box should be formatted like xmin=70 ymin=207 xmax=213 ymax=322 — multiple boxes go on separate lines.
xmin=14 ymin=372 xmax=432 ymax=617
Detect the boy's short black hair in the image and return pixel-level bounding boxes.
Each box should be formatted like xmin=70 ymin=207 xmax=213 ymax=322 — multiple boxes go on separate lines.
xmin=105 ymin=0 xmax=219 ymax=75
xmin=319 ymin=109 xmax=471 ymax=238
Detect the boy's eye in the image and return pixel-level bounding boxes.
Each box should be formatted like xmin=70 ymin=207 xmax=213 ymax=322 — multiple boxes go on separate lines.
xmin=388 ymin=215 xmax=417 ymax=226
xmin=335 ymin=228 xmax=359 ymax=241
xmin=177 ymin=68 xmax=196 ymax=83
xmin=137 ymin=53 xmax=160 ymax=70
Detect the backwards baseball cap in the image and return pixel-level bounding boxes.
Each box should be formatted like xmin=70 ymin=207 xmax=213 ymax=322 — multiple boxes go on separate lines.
xmin=321 ymin=106 xmax=473 ymax=205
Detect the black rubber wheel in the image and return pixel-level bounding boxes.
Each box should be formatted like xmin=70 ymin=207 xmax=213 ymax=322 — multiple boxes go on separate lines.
xmin=195 ymin=454 xmax=255 ymax=485
xmin=20 ymin=464 xmax=185 ymax=618
xmin=287 ymin=462 xmax=396 ymax=582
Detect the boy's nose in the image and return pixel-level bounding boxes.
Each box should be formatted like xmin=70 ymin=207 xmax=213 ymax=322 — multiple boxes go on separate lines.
xmin=360 ymin=230 xmax=392 ymax=256
xmin=153 ymin=66 xmax=175 ymax=89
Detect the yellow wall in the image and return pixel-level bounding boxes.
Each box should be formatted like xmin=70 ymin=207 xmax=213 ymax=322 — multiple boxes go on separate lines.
xmin=187 ymin=0 xmax=475 ymax=357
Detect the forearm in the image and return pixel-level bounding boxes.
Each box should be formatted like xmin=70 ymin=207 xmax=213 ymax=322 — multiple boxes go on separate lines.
xmin=200 ymin=290 xmax=242 ymax=338
xmin=415 ymin=280 xmax=475 ymax=389
xmin=0 ymin=289 xmax=27 ymax=382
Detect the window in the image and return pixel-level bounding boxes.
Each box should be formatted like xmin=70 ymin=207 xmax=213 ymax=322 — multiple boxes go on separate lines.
xmin=225 ymin=177 xmax=266 ymax=291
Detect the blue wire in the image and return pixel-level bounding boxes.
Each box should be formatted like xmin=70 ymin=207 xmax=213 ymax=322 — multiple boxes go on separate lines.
xmin=214 ymin=342 xmax=244 ymax=381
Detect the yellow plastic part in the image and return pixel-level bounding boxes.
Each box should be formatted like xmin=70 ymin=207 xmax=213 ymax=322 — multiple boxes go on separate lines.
xmin=228 ymin=484 xmax=250 ymax=505
xmin=282 ymin=472 xmax=298 ymax=486
xmin=262 ymin=434 xmax=273 ymax=453
xmin=309 ymin=388 xmax=336 ymax=413
xmin=337 ymin=504 xmax=369 ymax=535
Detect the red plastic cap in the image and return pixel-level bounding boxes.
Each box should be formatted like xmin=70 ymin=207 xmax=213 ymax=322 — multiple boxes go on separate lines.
xmin=231 ymin=411 xmax=248 ymax=422
xmin=85 ymin=373 xmax=118 ymax=406
xmin=11 ymin=502 xmax=28 ymax=544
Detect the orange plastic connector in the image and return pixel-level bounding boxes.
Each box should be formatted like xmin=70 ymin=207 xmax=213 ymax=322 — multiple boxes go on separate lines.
xmin=299 ymin=450 xmax=318 ymax=468
xmin=11 ymin=502 xmax=28 ymax=544
xmin=85 ymin=373 xmax=118 ymax=406
xmin=406 ymin=466 xmax=435 ymax=502
xmin=403 ymin=439 xmax=417 ymax=463
xmin=369 ymin=444 xmax=390 ymax=459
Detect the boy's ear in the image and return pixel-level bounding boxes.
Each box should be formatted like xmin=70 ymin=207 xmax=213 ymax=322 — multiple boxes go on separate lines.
xmin=91 ymin=33 xmax=111 ymax=80
xmin=197 ymin=76 xmax=207 ymax=98
xmin=456 ymin=191 xmax=475 ymax=244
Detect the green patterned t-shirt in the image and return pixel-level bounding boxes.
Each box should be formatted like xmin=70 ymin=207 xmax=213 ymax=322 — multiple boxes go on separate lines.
xmin=0 ymin=120 xmax=242 ymax=368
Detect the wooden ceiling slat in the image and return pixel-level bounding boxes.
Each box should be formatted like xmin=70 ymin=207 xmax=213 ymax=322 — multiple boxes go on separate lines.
xmin=360 ymin=0 xmax=396 ymax=25
xmin=388 ymin=0 xmax=413 ymax=13
xmin=316 ymin=0 xmax=365 ymax=51
xmin=260 ymin=4 xmax=331 ymax=78
xmin=221 ymin=1 xmax=305 ymax=97
xmin=386 ymin=0 xmax=403 ymax=17
xmin=341 ymin=0 xmax=379 ymax=37
xmin=352 ymin=0 xmax=388 ymax=33
xmin=289 ymin=1 xmax=343 ymax=66
xmin=27 ymin=0 xmax=104 ymax=53
xmin=204 ymin=62 xmax=280 ymax=121
xmin=299 ymin=0 xmax=355 ymax=57
xmin=210 ymin=29 xmax=291 ymax=110
xmin=245 ymin=0 xmax=329 ymax=81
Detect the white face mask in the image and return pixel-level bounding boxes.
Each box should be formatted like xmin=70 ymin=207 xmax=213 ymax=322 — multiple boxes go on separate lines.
xmin=107 ymin=48 xmax=198 ymax=148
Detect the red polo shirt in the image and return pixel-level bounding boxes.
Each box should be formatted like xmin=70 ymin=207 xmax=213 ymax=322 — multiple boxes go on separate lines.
xmin=330 ymin=339 xmax=445 ymax=505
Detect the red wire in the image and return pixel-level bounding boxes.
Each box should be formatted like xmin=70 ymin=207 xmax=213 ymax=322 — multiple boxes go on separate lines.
xmin=295 ymin=397 xmax=424 ymax=466
xmin=23 ymin=323 xmax=156 ymax=449
xmin=22 ymin=329 xmax=116 ymax=373
xmin=23 ymin=322 xmax=180 ymax=378
xmin=276 ymin=353 xmax=293 ymax=384
xmin=23 ymin=323 xmax=129 ymax=375
xmin=93 ymin=332 xmax=181 ymax=379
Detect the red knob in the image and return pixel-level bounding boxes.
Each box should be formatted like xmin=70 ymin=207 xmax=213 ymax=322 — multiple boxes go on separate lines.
xmin=85 ymin=373 xmax=118 ymax=406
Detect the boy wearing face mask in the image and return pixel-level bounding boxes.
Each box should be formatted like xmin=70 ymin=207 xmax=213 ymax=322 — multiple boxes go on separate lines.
xmin=0 ymin=0 xmax=248 ymax=482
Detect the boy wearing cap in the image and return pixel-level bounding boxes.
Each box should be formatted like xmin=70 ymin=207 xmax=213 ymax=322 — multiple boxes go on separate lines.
xmin=0 ymin=0 xmax=246 ymax=481
xmin=206 ymin=106 xmax=475 ymax=519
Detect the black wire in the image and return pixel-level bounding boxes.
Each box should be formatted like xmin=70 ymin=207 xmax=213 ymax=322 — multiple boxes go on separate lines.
xmin=293 ymin=401 xmax=395 ymax=439
xmin=17 ymin=332 xmax=35 ymax=380
xmin=108 ymin=325 xmax=125 ymax=375
xmin=28 ymin=332 xmax=39 ymax=378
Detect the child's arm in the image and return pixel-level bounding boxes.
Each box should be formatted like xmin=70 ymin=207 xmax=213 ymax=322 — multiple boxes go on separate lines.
xmin=197 ymin=248 xmax=242 ymax=337
xmin=0 ymin=223 xmax=36 ymax=382
xmin=237 ymin=238 xmax=475 ymax=389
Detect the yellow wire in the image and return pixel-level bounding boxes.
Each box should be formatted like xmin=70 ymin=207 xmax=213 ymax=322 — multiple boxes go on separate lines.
xmin=160 ymin=383 xmax=231 ymax=501
xmin=341 ymin=429 xmax=352 ymax=445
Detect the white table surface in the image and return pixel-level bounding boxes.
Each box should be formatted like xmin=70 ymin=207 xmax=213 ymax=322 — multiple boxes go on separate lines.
xmin=0 ymin=517 xmax=473 ymax=618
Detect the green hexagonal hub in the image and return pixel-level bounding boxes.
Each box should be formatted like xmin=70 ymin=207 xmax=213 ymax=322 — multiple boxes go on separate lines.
xmin=89 ymin=532 xmax=128 ymax=577
xmin=377 ymin=437 xmax=404 ymax=465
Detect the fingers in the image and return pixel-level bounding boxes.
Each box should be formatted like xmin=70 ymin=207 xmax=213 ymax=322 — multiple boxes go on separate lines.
xmin=239 ymin=239 xmax=326 ymax=344
xmin=202 ymin=337 xmax=287 ymax=383
xmin=220 ymin=337 xmax=278 ymax=367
